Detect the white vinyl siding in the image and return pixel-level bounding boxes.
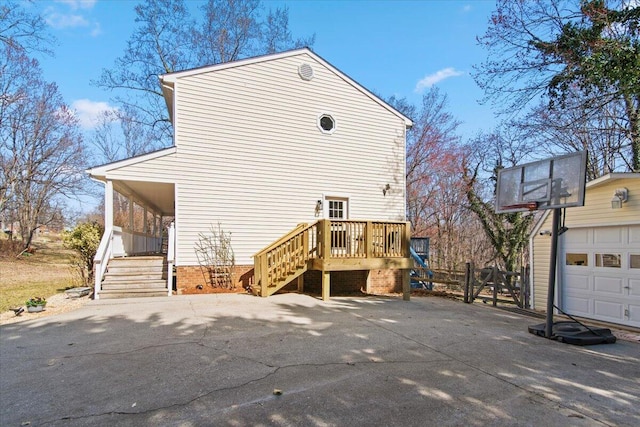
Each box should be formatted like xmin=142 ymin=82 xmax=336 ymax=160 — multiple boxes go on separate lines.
xmin=531 ymin=231 xmax=552 ymax=311
xmin=560 ymin=179 xmax=640 ymax=227
xmin=172 ymin=53 xmax=406 ymax=265
xmin=104 ymin=152 xmax=179 ymax=183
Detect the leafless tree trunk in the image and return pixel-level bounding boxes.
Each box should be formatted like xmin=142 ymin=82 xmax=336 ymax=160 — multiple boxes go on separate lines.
xmin=1 ymin=47 xmax=86 ymax=249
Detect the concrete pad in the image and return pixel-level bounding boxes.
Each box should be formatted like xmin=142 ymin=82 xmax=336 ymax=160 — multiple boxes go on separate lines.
xmin=1 ymin=294 xmax=638 ymax=426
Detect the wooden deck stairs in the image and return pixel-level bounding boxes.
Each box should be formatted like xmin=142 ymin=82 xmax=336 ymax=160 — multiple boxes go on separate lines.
xmin=253 ymin=220 xmax=412 ymax=299
xmin=100 ymin=256 xmax=168 ymax=299
xmin=253 ymin=223 xmax=313 ymax=297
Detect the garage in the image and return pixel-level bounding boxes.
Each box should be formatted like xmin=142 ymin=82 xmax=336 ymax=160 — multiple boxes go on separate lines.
xmin=561 ymin=226 xmax=640 ymax=328
xmin=530 ymin=173 xmax=640 ymax=329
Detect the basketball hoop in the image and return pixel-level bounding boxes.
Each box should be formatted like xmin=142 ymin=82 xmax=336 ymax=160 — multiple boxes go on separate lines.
xmin=495 ymin=151 xmax=587 ymax=213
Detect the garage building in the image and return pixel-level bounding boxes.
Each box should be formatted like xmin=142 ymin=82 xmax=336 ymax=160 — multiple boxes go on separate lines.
xmin=529 ymin=173 xmax=640 ymax=328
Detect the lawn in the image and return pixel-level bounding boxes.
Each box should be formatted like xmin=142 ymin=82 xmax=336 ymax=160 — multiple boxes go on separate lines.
xmin=0 ymin=233 xmax=80 ymax=313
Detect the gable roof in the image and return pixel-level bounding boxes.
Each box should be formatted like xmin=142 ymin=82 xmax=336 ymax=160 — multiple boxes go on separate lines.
xmin=158 ymin=48 xmax=413 ymax=128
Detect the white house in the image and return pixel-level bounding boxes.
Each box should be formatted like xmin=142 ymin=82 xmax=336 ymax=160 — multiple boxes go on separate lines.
xmin=88 ymin=48 xmax=413 ymax=300
xmin=529 ymin=173 xmax=640 ymax=328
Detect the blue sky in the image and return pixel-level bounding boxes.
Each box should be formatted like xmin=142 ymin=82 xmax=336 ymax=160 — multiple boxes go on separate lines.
xmin=29 ymin=0 xmax=499 ymax=140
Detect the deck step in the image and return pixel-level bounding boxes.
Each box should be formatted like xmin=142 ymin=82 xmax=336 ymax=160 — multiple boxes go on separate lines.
xmin=103 ymin=273 xmax=166 ymax=282
xmin=99 ymin=255 xmax=169 ymax=299
xmin=99 ymin=289 xmax=169 ymax=299
xmin=102 ymin=281 xmax=167 ymax=290
xmin=107 ymin=265 xmax=165 ymax=275
xmin=109 ymin=256 xmax=164 ymax=263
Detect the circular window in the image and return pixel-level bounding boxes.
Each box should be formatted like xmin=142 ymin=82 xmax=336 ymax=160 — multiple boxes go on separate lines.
xmin=318 ymin=114 xmax=336 ymax=134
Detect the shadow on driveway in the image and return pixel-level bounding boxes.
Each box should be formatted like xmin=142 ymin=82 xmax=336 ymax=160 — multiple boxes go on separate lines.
xmin=1 ymin=294 xmax=638 ymax=426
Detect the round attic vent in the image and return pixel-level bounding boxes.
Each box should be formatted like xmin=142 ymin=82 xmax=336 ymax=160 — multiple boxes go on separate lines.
xmin=298 ymin=63 xmax=314 ymax=81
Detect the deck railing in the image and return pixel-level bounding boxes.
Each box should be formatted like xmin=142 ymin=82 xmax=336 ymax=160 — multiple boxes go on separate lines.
xmin=254 ymin=222 xmax=318 ymax=297
xmin=254 ymin=219 xmax=410 ymax=297
xmin=112 ymin=226 xmax=162 ymax=256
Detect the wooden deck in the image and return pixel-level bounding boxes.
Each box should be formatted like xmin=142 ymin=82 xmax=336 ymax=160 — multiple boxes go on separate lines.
xmin=253 ymin=220 xmax=411 ymax=300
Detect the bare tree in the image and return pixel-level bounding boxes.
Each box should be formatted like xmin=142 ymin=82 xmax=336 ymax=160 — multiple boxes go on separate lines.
xmin=91 ymin=107 xmax=155 ymax=163
xmin=95 ymin=0 xmax=315 ymax=151
xmin=0 ymin=0 xmax=53 ymax=56
xmin=517 ymin=93 xmax=633 ymax=179
xmin=1 ymin=1 xmax=60 ymax=220
xmin=388 ymin=90 xmax=497 ymax=272
xmin=475 ymin=0 xmax=639 ymax=172
xmin=388 ymin=89 xmax=462 ymax=235
xmin=463 ymin=131 xmax=537 ymax=273
xmin=1 ymin=53 xmax=86 ymax=248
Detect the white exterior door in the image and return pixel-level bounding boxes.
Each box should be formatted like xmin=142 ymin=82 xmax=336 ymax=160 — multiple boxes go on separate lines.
xmin=561 ymin=225 xmax=640 ymax=328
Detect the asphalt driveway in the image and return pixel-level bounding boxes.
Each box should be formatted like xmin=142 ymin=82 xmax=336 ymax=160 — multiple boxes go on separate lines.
xmin=1 ymin=294 xmax=638 ymax=426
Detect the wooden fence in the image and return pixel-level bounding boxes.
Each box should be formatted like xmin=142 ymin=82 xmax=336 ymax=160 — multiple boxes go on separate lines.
xmin=423 ymin=263 xmax=530 ymax=308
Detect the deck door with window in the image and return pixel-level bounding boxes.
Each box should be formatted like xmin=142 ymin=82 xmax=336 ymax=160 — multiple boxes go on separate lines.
xmin=326 ymin=198 xmax=349 ymax=255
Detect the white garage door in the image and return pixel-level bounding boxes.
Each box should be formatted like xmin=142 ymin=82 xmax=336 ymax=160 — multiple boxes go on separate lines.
xmin=561 ymin=225 xmax=640 ymax=328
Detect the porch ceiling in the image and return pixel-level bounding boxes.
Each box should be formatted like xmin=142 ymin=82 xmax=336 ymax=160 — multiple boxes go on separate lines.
xmin=115 ymin=180 xmax=175 ymax=215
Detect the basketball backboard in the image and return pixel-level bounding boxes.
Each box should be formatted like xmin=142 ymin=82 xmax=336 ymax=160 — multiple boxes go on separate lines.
xmin=496 ymin=151 xmax=587 ymax=213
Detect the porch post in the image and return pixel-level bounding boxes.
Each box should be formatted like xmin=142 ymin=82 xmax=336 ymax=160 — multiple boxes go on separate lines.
xmin=322 ymin=270 xmax=330 ymax=301
xmin=403 ymin=221 xmax=411 ymax=301
xmin=402 ymin=270 xmax=410 ymax=301
xmin=128 ymin=194 xmax=134 ymax=231
xmin=365 ymin=221 xmax=373 ymax=258
xmin=143 ymin=207 xmax=148 ymax=252
xmin=166 ymin=222 xmax=175 ymax=296
xmin=321 ymin=219 xmax=331 ymax=259
xmin=105 ymin=180 xmax=113 ymax=229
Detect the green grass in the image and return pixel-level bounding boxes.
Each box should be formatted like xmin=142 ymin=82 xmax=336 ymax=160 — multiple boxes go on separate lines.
xmin=0 ymin=233 xmax=81 ymax=313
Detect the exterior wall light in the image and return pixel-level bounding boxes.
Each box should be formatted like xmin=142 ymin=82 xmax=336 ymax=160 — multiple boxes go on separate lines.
xmin=611 ymin=188 xmax=628 ymax=209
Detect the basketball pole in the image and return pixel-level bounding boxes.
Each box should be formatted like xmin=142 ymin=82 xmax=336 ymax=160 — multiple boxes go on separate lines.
xmin=545 ymin=207 xmax=561 ymax=338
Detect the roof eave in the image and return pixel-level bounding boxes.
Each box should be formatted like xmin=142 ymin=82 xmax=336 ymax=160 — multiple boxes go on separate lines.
xmin=86 ymin=147 xmax=178 ymax=177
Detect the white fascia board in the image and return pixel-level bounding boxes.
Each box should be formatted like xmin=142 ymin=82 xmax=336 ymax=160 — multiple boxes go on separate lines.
xmin=586 ymin=172 xmax=640 ymax=190
xmin=530 ymin=210 xmax=551 ymax=240
xmin=159 ymin=48 xmax=413 ymax=128
xmin=160 ymin=81 xmax=175 ymax=124
xmin=159 ymin=49 xmax=310 ymax=82
xmin=86 ymin=147 xmax=177 ymax=179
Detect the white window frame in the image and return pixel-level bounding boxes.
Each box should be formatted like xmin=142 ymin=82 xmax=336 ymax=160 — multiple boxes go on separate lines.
xmin=324 ymin=195 xmax=349 ymax=220
xmin=317 ymin=113 xmax=336 ymax=134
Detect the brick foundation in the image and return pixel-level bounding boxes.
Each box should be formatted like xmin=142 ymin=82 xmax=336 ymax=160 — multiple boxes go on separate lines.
xmin=367 ymin=269 xmax=404 ymax=294
xmin=176 ymin=265 xmax=404 ymax=296
xmin=176 ymin=265 xmax=253 ymax=295
xmin=299 ymin=269 xmax=403 ymax=296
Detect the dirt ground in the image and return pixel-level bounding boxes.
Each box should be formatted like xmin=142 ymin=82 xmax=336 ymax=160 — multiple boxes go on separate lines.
xmin=0 ymin=293 xmax=92 ymax=325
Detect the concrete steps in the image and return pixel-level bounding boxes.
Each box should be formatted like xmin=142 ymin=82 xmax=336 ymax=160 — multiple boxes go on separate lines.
xmin=100 ymin=256 xmax=169 ymax=299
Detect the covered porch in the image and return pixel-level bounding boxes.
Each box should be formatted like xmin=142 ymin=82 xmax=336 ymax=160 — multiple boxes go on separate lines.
xmin=88 ymin=151 xmax=177 ymax=299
